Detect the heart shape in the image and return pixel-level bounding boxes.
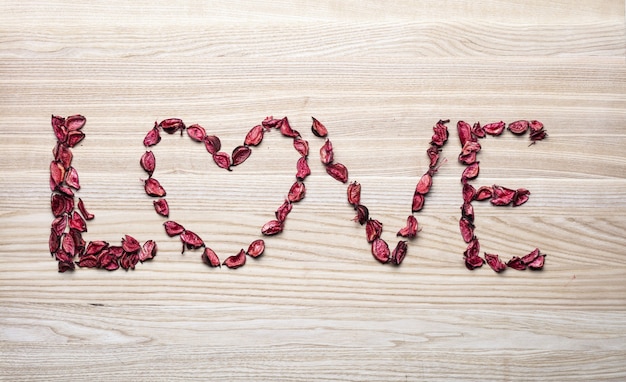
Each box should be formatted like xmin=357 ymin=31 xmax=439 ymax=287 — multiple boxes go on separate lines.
xmin=140 ymin=116 xmax=312 ymax=269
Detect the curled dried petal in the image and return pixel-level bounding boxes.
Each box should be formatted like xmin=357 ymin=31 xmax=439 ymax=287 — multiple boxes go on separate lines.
xmin=187 ymin=124 xmax=207 ymax=142
xmin=457 ymin=120 xmax=472 ymax=147
xmin=521 ymin=248 xmax=540 ymax=265
xmin=293 ymin=138 xmax=309 ymax=157
xmin=163 ymin=220 xmax=185 ymax=236
xmin=143 ymin=125 xmax=161 ymax=147
xmin=50 ymin=161 xmax=66 ymax=189
xmin=472 ymin=122 xmax=485 ymax=138
xmin=122 ymin=235 xmax=141 ymax=253
xmin=461 ymin=162 xmax=480 ymax=183
xmin=279 ymin=117 xmax=299 ymax=138
xmin=347 ymin=181 xmax=361 ymax=207
xmin=51 ymin=193 xmax=73 ymax=217
xmin=506 ymin=256 xmax=526 ymax=270
xmin=140 ymin=151 xmax=156 ymax=176
xmin=459 ymin=217 xmax=474 ymax=243
xmin=319 ymin=139 xmax=334 ymax=165
xmin=365 ymin=219 xmax=383 ymax=243
xmin=49 ymin=230 xmax=60 ymax=254
xmin=245 ymin=125 xmax=264 ymax=146
xmin=483 ymin=121 xmax=505 ymax=136
xmin=139 ymin=240 xmax=157 ymax=262
xmin=261 ymin=219 xmax=283 ymax=236
xmin=262 ymin=116 xmax=282 ymax=129
xmin=461 ymin=202 xmax=474 ymax=222
xmin=181 ymin=230 xmax=204 ymax=252
xmin=201 ymin=247 xmax=221 ymax=267
xmin=513 ymin=188 xmax=531 ymax=207
xmin=528 ymin=254 xmax=546 ymax=270
xmin=204 ymin=135 xmax=222 ymax=155
xmin=212 ymin=152 xmax=232 ymax=171
xmin=475 ymin=186 xmax=493 ymax=201
xmin=144 ymin=178 xmax=166 ymax=197
xmin=65 ymin=114 xmax=86 ymax=131
xmin=464 ymin=238 xmax=480 ymax=259
xmin=153 ymin=198 xmax=169 ymax=217
xmin=371 ymin=238 xmax=390 ymax=264
xmin=246 ymin=239 xmax=265 ymax=258
xmin=411 ymin=192 xmax=425 ymax=213
xmin=51 ymin=215 xmax=68 ymax=236
xmin=484 ymin=253 xmax=507 ymax=272
xmin=296 ymin=157 xmax=311 ymax=180
xmin=530 ymin=129 xmax=548 ymax=144
xmin=275 ymin=199 xmax=292 ymax=223
xmin=353 ymin=204 xmax=369 ymax=225
xmin=61 ymin=232 xmax=75 ymax=255
xmin=311 ymin=117 xmax=328 ymax=138
xmin=463 ymin=183 xmax=476 ymax=203
xmin=529 ymin=120 xmax=544 ymax=133
xmin=53 ymin=142 xmax=73 ymax=169
xmin=426 ymin=146 xmax=440 ymax=168
xmin=77 ymin=198 xmax=94 ymax=220
xmin=58 ymin=260 xmax=75 ymax=273
xmin=464 ymin=253 xmax=484 ymax=270
xmin=85 ymin=240 xmax=109 ymax=257
xmin=326 ymin=162 xmax=349 ymax=183
xmin=232 ymin=145 xmax=252 ymax=166
xmin=491 ymin=185 xmax=516 ymax=206
xmin=390 ymin=240 xmax=408 ymax=265
xmin=458 ymin=151 xmax=477 ymax=165
xmin=507 ymin=120 xmax=529 ymax=135
xmin=159 ymin=118 xmax=185 ymax=135
xmin=223 ymin=249 xmax=247 ymax=269
xmin=66 ymin=131 xmax=85 ymax=147
xmin=69 ymin=211 xmax=87 ymax=232
xmin=52 ymin=115 xmax=67 ymax=141
xmin=397 ymin=215 xmax=419 ymax=239
xmin=430 ymin=120 xmax=450 ymax=147
xmin=461 ymin=141 xmax=481 ymax=156
xmin=77 ymin=255 xmax=98 ymax=268
xmin=69 ymin=228 xmax=85 ymax=256
xmin=415 ymin=172 xmax=432 ymax=195
xmin=288 ymin=181 xmax=306 ymax=202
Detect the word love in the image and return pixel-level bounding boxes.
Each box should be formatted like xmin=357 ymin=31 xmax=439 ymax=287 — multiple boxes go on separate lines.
xmin=49 ymin=115 xmax=547 ymax=274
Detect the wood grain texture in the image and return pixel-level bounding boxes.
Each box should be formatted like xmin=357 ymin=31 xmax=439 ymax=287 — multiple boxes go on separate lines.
xmin=0 ymin=1 xmax=625 ymax=381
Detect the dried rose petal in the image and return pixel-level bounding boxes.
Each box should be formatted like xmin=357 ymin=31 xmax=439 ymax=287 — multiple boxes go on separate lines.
xmin=144 ymin=177 xmax=166 ymax=197
xmin=144 ymin=125 xmax=161 ymax=147
xmin=164 ymin=220 xmax=185 ymax=236
xmin=397 ymin=215 xmax=418 ymax=239
xmin=461 ymin=202 xmax=474 ymax=222
xmin=278 ymin=117 xmax=300 ymax=138
xmin=180 ymin=230 xmax=204 ymax=252
xmin=120 ymin=251 xmax=139 ymax=270
xmin=365 ymin=219 xmax=383 ymax=243
xmin=390 ymin=240 xmax=408 ymax=265
xmin=50 ymin=161 xmax=66 ymax=189
xmin=77 ymin=198 xmax=94 ymax=220
xmin=66 ymin=131 xmax=85 ymax=147
xmin=371 ymin=238 xmax=390 ymax=264
xmin=139 ymin=240 xmax=157 ymax=262
xmin=51 ymin=215 xmax=68 ymax=236
xmin=463 ymin=183 xmax=476 ymax=203
xmin=223 ymin=249 xmax=247 ymax=269
xmin=232 ymin=145 xmax=252 ymax=166
xmin=464 ymin=254 xmax=484 ymax=270
xmin=507 ymin=256 xmax=526 ymax=270
xmin=353 ymin=204 xmax=369 ymax=225
xmin=464 ymin=238 xmax=480 ymax=259
xmin=426 ymin=146 xmax=440 ymax=168
xmin=461 ymin=162 xmax=480 ymax=183
xmin=319 ymin=139 xmax=334 ymax=165
xmin=246 ymin=239 xmax=265 ymax=258
xmin=311 ymin=117 xmax=328 ymax=138
xmin=61 ymin=232 xmax=75 ymax=255
xmin=69 ymin=211 xmax=87 ymax=232
xmin=52 ymin=115 xmax=67 ymax=141
xmin=51 ymin=193 xmax=73 ymax=217
xmin=85 ymin=240 xmax=109 ymax=257
xmin=483 ymin=121 xmax=505 ymax=136
xmin=513 ymin=188 xmax=531 ymax=206
xmin=56 ymin=184 xmax=75 ymax=197
xmin=201 ymin=247 xmax=221 ymax=267
xmin=70 ymin=228 xmax=85 ymax=256
xmin=65 ymin=114 xmax=86 ymax=131
xmin=491 ymin=185 xmax=516 ymax=206
xmin=212 ymin=152 xmax=232 ymax=171
xmin=54 ymin=247 xmax=73 ymax=263
xmin=530 ymin=129 xmax=548 ymax=144
xmin=507 ymin=120 xmax=529 ymax=135
xmin=528 ymin=254 xmax=546 ymax=270
xmin=244 ymin=125 xmax=264 ymax=146
xmin=347 ymin=181 xmax=361 ymax=207
xmin=415 ymin=173 xmax=432 ymax=194
xmin=58 ymin=261 xmax=75 ymax=273
xmin=187 ymin=124 xmax=206 ymax=142
xmin=261 ymin=219 xmax=283 ymax=236
xmin=296 ymin=156 xmax=311 ymax=180
xmin=459 ymin=217 xmax=474 ymax=243
xmin=411 ymin=192 xmax=425 ymax=212
xmin=457 ymin=120 xmax=472 ymax=147
xmin=275 ymin=199 xmax=292 ymax=223
xmin=262 ymin=116 xmax=282 ymax=129
xmin=65 ymin=166 xmax=80 ymax=190
xmin=521 ymin=248 xmax=540 ymax=265
xmin=326 ymin=162 xmax=349 ymax=183
xmin=204 ymin=135 xmax=222 ymax=155
xmin=159 ymin=118 xmax=185 ymax=135
xmin=484 ymin=253 xmax=506 ymax=272
xmin=153 ymin=199 xmax=169 ymax=217
xmin=293 ymin=138 xmax=309 ymax=157
xmin=458 ymin=151 xmax=477 ymax=165
xmin=77 ymin=255 xmax=98 ymax=268
xmin=49 ymin=230 xmax=60 ymax=254
xmin=461 ymin=141 xmax=481 ymax=156
xmin=53 ymin=142 xmax=73 ymax=169
xmin=287 ymin=181 xmax=306 ymax=202
xmin=121 ymin=235 xmax=141 ymax=253
xmin=529 ymin=120 xmax=544 ymax=133
xmin=475 ymin=186 xmax=493 ymax=201
xmin=472 ymin=122 xmax=485 ymax=138
xmin=430 ymin=120 xmax=450 ymax=147
xmin=140 ymin=151 xmax=156 ymax=176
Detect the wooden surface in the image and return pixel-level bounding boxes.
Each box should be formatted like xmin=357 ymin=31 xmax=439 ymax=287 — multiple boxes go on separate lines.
xmin=1 ymin=1 xmax=625 ymax=380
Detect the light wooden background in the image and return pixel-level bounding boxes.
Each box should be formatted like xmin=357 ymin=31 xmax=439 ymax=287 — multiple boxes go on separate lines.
xmin=1 ymin=1 xmax=625 ymax=381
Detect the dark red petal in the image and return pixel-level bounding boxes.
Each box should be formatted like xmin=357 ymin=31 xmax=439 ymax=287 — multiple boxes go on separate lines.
xmin=365 ymin=219 xmax=383 ymax=243
xmin=140 ymin=151 xmax=156 ymax=176
xmin=201 ymin=247 xmax=221 ymax=267
xmin=232 ymin=145 xmax=252 ymax=166
xmin=390 ymin=240 xmax=408 ymax=265
xmin=244 ymin=125 xmax=264 ymax=146
xmin=371 ymin=238 xmax=390 ymax=264
xmin=325 ymin=162 xmax=349 ymax=183
xmin=77 ymin=198 xmax=94 ymax=220
xmin=163 ymin=221 xmax=185 ymax=236
xmin=139 ymin=240 xmax=157 ymax=262
xmin=212 ymin=152 xmax=232 ymax=171
xmin=246 ymin=239 xmax=265 ymax=258
xmin=186 ymin=124 xmax=207 ymax=142
xmin=311 ymin=117 xmax=328 ymax=138
xmin=223 ymin=249 xmax=247 ymax=269
xmin=153 ymin=199 xmax=169 ymax=217
xmin=287 ymin=181 xmax=306 ymax=202
xmin=144 ymin=178 xmax=166 ymax=197
xmin=397 ymin=215 xmax=418 ymax=239
xmin=261 ymin=220 xmax=283 ymax=236
xmin=484 ymin=253 xmax=507 ymax=272
xmin=121 ymin=234 xmax=141 ymax=253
